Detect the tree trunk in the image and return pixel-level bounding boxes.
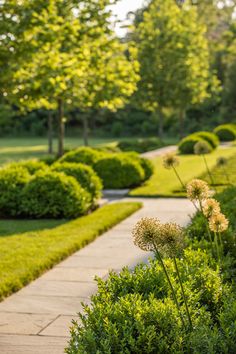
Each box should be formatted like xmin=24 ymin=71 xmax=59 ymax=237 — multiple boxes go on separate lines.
xmin=158 ymin=108 xmax=164 ymax=140
xmin=57 ymin=98 xmax=64 ymax=157
xmin=179 ymin=109 xmax=185 ymax=139
xmin=82 ymin=114 xmax=89 ymax=146
xmin=48 ymin=111 xmax=53 ymax=154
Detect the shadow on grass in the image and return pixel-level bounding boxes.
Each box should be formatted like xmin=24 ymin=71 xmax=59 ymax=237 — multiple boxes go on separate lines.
xmin=0 ymin=219 xmax=68 ymax=237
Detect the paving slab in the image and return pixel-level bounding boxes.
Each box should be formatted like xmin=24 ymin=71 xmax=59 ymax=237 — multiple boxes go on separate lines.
xmin=0 ymin=197 xmax=195 ymax=354
xmin=40 ymin=315 xmax=81 ymax=338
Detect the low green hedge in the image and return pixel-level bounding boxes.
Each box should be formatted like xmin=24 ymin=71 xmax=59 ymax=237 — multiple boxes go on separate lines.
xmin=94 ymin=155 xmax=145 ymax=189
xmin=178 ymin=135 xmax=208 ymax=154
xmin=194 ymin=131 xmax=219 ymax=149
xmin=21 ymin=171 xmax=90 ymax=218
xmin=51 ymin=162 xmax=103 ymax=206
xmin=59 ymin=147 xmax=103 ymax=166
xmin=0 ymin=166 xmax=31 ymax=217
xmin=214 ymin=124 xmax=236 ymax=142
xmin=8 ymin=159 xmax=47 ymax=174
xmin=118 ymin=137 xmax=164 ymax=153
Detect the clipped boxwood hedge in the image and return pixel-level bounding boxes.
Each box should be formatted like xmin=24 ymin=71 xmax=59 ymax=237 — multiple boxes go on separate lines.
xmin=194 ymin=131 xmax=219 ymax=149
xmin=59 ymin=147 xmax=103 ymax=166
xmin=214 ymin=124 xmax=236 ymax=142
xmin=94 ymin=155 xmax=145 ymax=189
xmin=51 ymin=162 xmax=103 ymax=205
xmin=178 ymin=135 xmax=208 ymax=154
xmin=118 ymin=137 xmax=163 ymax=153
xmin=123 ymin=152 xmax=154 ymax=181
xmin=8 ymin=159 xmax=47 ymax=174
xmin=0 ymin=166 xmax=31 ymax=217
xmin=21 ymin=171 xmax=90 ymax=218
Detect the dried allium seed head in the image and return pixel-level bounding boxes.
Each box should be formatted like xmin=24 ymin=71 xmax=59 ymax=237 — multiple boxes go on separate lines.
xmin=187 ymin=179 xmax=210 ymax=201
xmin=194 ymin=141 xmax=211 ymax=155
xmin=209 ymin=213 xmax=229 ymax=233
xmin=202 ymin=198 xmax=221 ymax=218
xmin=163 ymin=153 xmax=180 ymax=170
xmin=158 ymin=222 xmax=185 ymax=258
xmin=132 ymin=217 xmax=161 ymax=252
xmin=217 ymin=157 xmax=228 ymax=167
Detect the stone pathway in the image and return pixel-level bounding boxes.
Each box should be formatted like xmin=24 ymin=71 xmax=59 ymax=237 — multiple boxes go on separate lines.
xmin=0 ymin=198 xmax=195 ymax=354
xmin=141 ymin=145 xmax=177 ymax=159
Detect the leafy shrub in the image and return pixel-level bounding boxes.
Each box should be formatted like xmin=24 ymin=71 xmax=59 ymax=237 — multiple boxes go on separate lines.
xmin=0 ymin=166 xmax=31 ymax=217
xmin=194 ymin=131 xmax=219 ymax=149
xmin=178 ymin=135 xmax=208 ymax=154
xmin=59 ymin=147 xmax=103 ymax=166
xmin=40 ymin=155 xmax=58 ymax=166
xmin=8 ymin=159 xmax=47 ymax=174
xmin=51 ymin=162 xmax=102 ymax=205
xmin=67 ymin=249 xmax=232 ymax=354
xmin=118 ymin=137 xmax=163 ymax=153
xmin=214 ymin=124 xmax=236 ymax=141
xmin=21 ymin=171 xmax=90 ymax=218
xmin=123 ymin=152 xmax=154 ymax=181
xmin=94 ymin=155 xmax=145 ymax=189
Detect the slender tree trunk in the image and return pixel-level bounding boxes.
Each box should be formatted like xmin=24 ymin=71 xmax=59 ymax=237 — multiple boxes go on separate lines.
xmin=179 ymin=109 xmax=186 ymax=139
xmin=48 ymin=111 xmax=53 ymax=154
xmin=82 ymin=114 xmax=89 ymax=146
xmin=158 ymin=108 xmax=164 ymax=140
xmin=57 ymin=98 xmax=64 ymax=157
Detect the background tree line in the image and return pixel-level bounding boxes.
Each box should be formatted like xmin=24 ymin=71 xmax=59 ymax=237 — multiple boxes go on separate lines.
xmin=0 ymin=0 xmax=235 ymax=154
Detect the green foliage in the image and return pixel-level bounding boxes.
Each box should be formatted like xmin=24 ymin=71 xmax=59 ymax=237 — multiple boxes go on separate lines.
xmin=94 ymin=155 xmax=145 ymax=189
xmin=178 ymin=135 xmax=212 ymax=155
xmin=66 ymin=249 xmax=233 ymax=353
xmin=0 ymin=166 xmax=31 ymax=217
xmin=59 ymin=147 xmax=103 ymax=166
xmin=214 ymin=124 xmax=236 ymax=141
xmin=139 ymin=157 xmax=154 ymax=181
xmin=118 ymin=137 xmax=164 ymax=153
xmin=8 ymin=159 xmax=47 ymax=174
xmin=194 ymin=131 xmax=219 ymax=149
xmin=0 ymin=202 xmax=142 ymax=300
xmin=51 ymin=162 xmax=102 ymax=205
xmin=21 ymin=171 xmax=90 ymax=218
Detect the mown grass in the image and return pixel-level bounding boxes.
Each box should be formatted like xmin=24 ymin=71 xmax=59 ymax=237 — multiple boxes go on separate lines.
xmin=0 ymin=202 xmax=142 ymax=301
xmin=130 ymin=146 xmax=236 ymax=197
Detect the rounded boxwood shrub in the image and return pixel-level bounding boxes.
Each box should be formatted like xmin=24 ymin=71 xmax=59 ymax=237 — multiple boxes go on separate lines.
xmin=51 ymin=162 xmax=103 ymax=205
xmin=178 ymin=135 xmax=209 ymax=154
xmin=123 ymin=152 xmax=154 ymax=181
xmin=214 ymin=124 xmax=236 ymax=142
xmin=21 ymin=171 xmax=90 ymax=218
xmin=194 ymin=131 xmax=219 ymax=149
xmin=8 ymin=159 xmax=47 ymax=174
xmin=0 ymin=166 xmax=31 ymax=217
xmin=59 ymin=147 xmax=103 ymax=166
xmin=94 ymin=155 xmax=145 ymax=189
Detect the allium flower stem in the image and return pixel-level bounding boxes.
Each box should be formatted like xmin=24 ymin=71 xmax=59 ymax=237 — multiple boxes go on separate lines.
xmin=153 ymin=243 xmax=186 ymax=329
xmin=199 ymin=200 xmax=214 ymax=248
xmin=173 ymin=257 xmax=193 ymax=331
xmin=172 ymin=166 xmax=185 ymax=191
xmin=214 ymin=232 xmax=221 ymax=262
xmin=202 ymin=154 xmax=215 ymax=190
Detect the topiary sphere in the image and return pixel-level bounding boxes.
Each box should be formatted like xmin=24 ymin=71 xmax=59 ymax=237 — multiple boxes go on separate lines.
xmin=21 ymin=170 xmax=90 ymax=218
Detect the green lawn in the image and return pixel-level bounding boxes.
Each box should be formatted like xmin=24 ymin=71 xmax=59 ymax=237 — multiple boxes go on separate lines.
xmin=0 ymin=137 xmax=120 ymax=165
xmin=0 ymin=202 xmax=142 ymax=301
xmin=130 ymin=146 xmax=236 ymax=197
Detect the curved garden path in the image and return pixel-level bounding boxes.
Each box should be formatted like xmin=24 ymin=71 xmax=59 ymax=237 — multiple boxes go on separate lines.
xmin=0 ymin=145 xmax=195 ymax=354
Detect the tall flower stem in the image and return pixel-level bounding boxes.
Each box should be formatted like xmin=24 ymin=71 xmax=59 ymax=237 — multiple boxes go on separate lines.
xmin=153 ymin=244 xmax=186 ymax=329
xmin=199 ymin=200 xmax=214 ymax=249
xmin=214 ymin=231 xmax=221 ymax=262
xmin=172 ymin=166 xmax=185 ymax=191
xmin=173 ymin=257 xmax=193 ymax=331
xmin=202 ymin=154 xmax=215 ymax=190
xmin=222 ymin=166 xmax=231 ymax=185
